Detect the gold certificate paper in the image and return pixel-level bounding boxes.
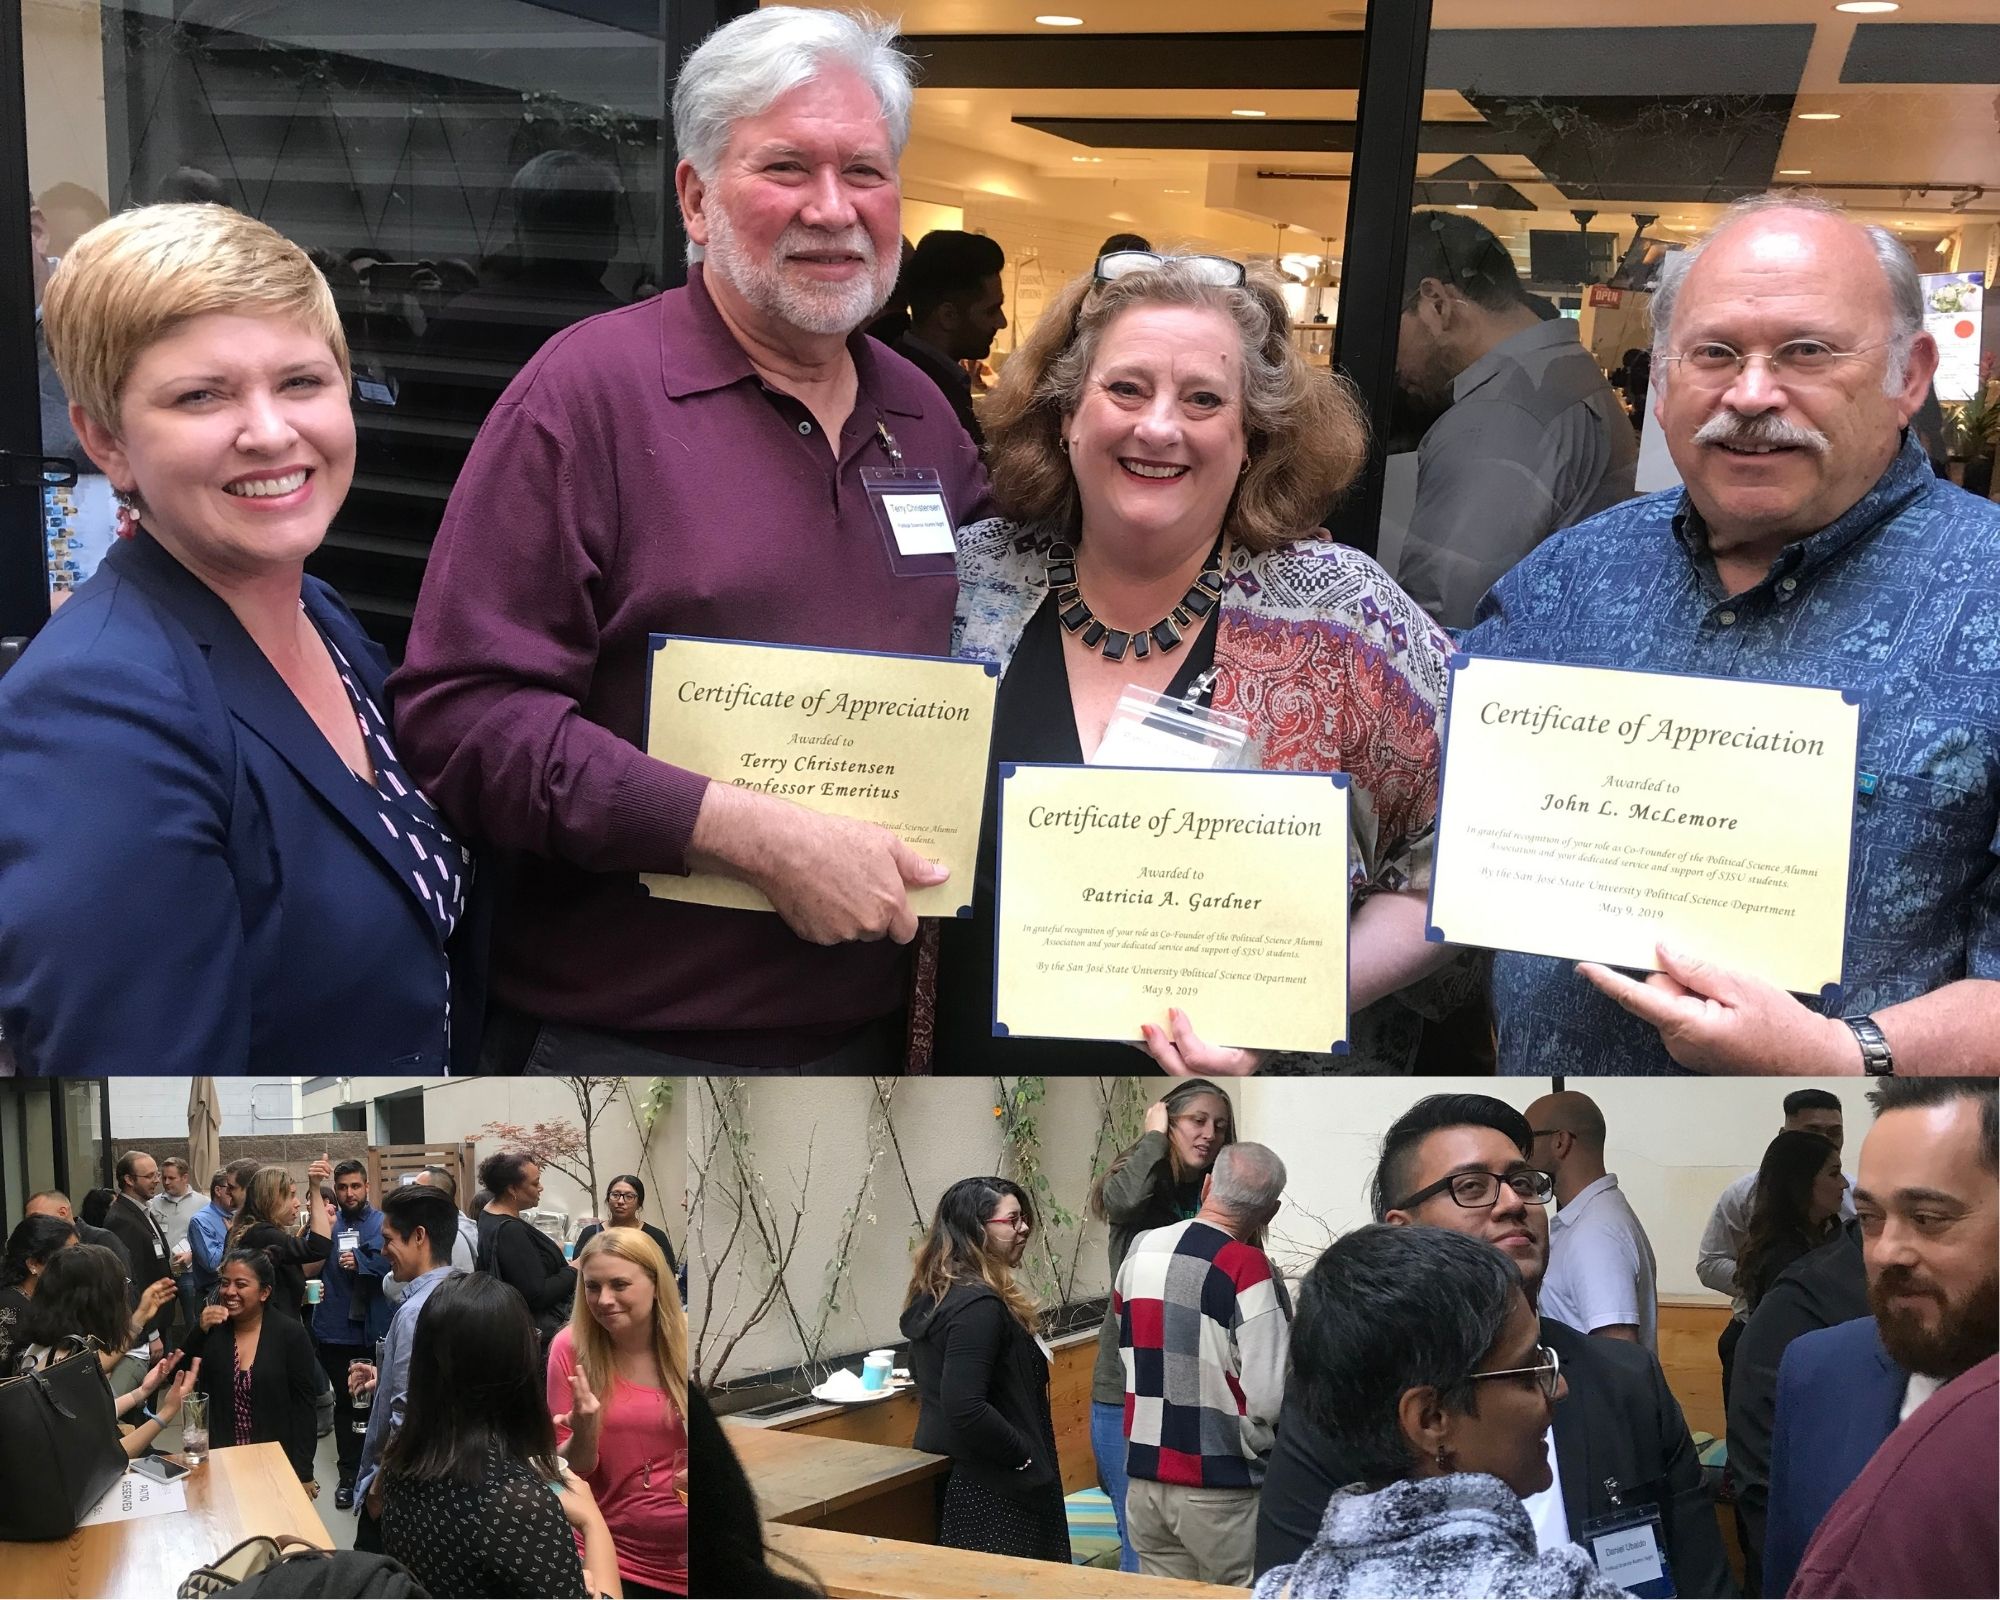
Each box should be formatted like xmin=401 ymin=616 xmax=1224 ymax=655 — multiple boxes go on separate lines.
xmin=641 ymin=636 xmax=998 ymax=916
xmin=994 ymin=765 xmax=1351 ymax=1053
xmin=1428 ymin=656 xmax=1859 ymax=998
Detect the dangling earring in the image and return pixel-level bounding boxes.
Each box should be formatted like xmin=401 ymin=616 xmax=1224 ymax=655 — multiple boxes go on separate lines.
xmin=1058 ymin=435 xmax=1070 ymax=453
xmin=1435 ymin=1444 xmax=1453 ymax=1473
xmin=1238 ymin=457 xmax=1250 ymax=476
xmin=113 ymin=487 xmax=143 ymax=539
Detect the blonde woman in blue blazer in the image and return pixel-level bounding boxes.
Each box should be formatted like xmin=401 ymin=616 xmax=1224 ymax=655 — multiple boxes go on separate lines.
xmin=0 ymin=204 xmax=480 ymax=1074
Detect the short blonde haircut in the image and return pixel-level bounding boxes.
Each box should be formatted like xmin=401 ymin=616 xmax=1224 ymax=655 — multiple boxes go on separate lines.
xmin=42 ymin=203 xmax=349 ymax=433
xmin=981 ymin=258 xmax=1369 ymax=554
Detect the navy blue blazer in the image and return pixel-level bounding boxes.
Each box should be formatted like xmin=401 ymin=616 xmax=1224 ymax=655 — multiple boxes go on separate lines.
xmin=0 ymin=532 xmax=480 ymax=1074
xmin=1764 ymin=1314 xmax=1905 ymax=1597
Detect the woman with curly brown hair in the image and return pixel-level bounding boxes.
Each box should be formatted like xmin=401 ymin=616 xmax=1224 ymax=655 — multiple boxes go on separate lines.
xmin=936 ymin=250 xmax=1459 ymax=1077
xmin=898 ymin=1176 xmax=1068 ymax=1563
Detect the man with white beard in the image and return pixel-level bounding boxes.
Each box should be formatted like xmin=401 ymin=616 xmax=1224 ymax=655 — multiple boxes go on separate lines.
xmin=394 ymin=8 xmax=992 ymax=1071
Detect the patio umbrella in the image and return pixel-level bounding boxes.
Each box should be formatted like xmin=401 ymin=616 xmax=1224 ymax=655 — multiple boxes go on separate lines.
xmin=186 ymin=1077 xmax=222 ymax=1196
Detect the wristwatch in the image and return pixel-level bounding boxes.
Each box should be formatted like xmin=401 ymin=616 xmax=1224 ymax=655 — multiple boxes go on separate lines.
xmin=1842 ymin=1014 xmax=1894 ymax=1076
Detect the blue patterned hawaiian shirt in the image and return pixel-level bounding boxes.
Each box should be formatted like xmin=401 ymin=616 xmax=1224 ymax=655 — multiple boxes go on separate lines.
xmin=1460 ymin=433 xmax=2000 ymax=1075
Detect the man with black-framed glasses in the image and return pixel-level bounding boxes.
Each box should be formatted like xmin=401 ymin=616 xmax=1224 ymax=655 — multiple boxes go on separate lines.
xmin=1255 ymin=1093 xmax=1732 ymax=1597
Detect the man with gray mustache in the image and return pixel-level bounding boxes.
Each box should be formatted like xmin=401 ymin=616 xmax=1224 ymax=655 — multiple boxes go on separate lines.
xmin=1461 ymin=192 xmax=2000 ymax=1079
xmin=393 ymin=8 xmax=992 ymax=1071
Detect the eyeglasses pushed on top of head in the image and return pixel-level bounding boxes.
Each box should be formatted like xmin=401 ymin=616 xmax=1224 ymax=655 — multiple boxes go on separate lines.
xmin=1094 ymin=250 xmax=1248 ymax=289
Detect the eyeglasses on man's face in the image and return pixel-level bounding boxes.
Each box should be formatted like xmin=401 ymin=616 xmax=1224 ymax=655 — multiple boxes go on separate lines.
xmin=1093 ymin=250 xmax=1247 ymax=289
xmin=1393 ymin=1167 xmax=1555 ymax=1212
xmin=1657 ymin=338 xmax=1892 ymax=386
xmin=1469 ymin=1342 xmax=1562 ymax=1403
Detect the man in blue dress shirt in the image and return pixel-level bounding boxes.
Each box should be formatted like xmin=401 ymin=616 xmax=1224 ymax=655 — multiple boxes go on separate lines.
xmin=1463 ymin=192 xmax=2000 ymax=1078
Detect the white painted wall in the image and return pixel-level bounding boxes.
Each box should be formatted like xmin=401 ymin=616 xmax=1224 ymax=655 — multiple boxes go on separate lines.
xmin=691 ymin=1074 xmax=1879 ymax=1386
xmin=109 ymin=1078 xmax=302 ymax=1139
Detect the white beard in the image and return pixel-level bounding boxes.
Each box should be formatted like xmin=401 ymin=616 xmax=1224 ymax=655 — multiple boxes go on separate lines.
xmin=703 ymin=205 xmax=895 ymax=337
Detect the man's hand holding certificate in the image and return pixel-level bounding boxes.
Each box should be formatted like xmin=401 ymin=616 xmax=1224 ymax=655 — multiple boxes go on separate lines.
xmin=644 ymin=636 xmax=997 ymax=920
xmin=1428 ymin=656 xmax=1860 ymax=998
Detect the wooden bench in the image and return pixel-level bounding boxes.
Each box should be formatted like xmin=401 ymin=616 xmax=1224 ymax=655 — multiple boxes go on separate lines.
xmin=726 ymin=1417 xmax=950 ymax=1543
xmin=765 ymin=1524 xmax=1248 ymax=1598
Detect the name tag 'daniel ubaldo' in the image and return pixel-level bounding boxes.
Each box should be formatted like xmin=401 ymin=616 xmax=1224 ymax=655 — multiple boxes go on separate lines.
xmin=640 ymin=635 xmax=999 ymax=917
xmin=1426 ymin=655 xmax=1860 ymax=1001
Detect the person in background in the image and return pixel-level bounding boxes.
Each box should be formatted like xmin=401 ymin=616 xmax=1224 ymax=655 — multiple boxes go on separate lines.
xmin=354 ymin=1183 xmax=464 ymax=1555
xmin=229 ymin=1162 xmax=333 ymax=1320
xmin=390 ymin=6 xmax=991 ymax=1073
xmin=1764 ymin=1078 xmax=1997 ymax=1598
xmin=23 ymin=1189 xmax=131 ymax=1283
xmin=148 ymin=1155 xmax=205 ymax=1331
xmin=182 ymin=1249 xmax=320 ymax=1490
xmin=1738 ymin=1132 xmax=1847 ymax=1316
xmin=893 ymin=230 xmax=1006 ymax=450
xmin=1116 ymin=1143 xmax=1290 ymax=1586
xmin=315 ymin=1159 xmax=392 ymax=1509
xmin=1465 ymin=193 xmax=1999 ymax=1077
xmin=949 ymin=253 xmax=1456 ymax=1075
xmin=1788 ymin=1354 xmax=1997 ymax=1600
xmin=104 ymin=1150 xmax=176 ymax=1351
xmin=476 ymin=1150 xmax=577 ymax=1350
xmin=378 ymin=1273 xmax=620 ymax=1598
xmin=1098 ymin=232 xmax=1150 ymax=256
xmin=573 ymin=1174 xmax=678 ymax=1277
xmin=385 ymin=1166 xmax=478 ymax=1309
xmin=0 ymin=1214 xmax=77 ymax=1370
xmin=17 ymin=1242 xmax=199 ymax=1458
xmin=1254 ymin=1226 xmax=1621 ymax=1600
xmin=1257 ymin=1093 xmax=1729 ymax=1595
xmin=186 ymin=1166 xmax=239 ymax=1300
xmin=900 ymin=1176 xmax=1069 ymax=1563
xmin=549 ymin=1229 xmax=689 ymax=1597
xmin=1086 ymin=1080 xmax=1237 ymax=1571
xmin=1523 ymin=1090 xmax=1659 ymax=1351
xmin=1699 ymin=1089 xmax=1854 ymax=1407
xmin=1390 ymin=211 xmax=1636 ymax=630
xmin=0 ymin=203 xmax=474 ymax=1076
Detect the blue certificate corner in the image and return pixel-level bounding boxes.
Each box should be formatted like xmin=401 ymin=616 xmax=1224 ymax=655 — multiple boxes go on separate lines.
xmin=646 ymin=633 xmax=672 ymax=657
xmin=1840 ymin=688 xmax=1863 ymax=706
xmin=999 ymin=762 xmax=1018 ymax=781
xmin=1425 ymin=925 xmax=1447 ymax=944
xmin=1447 ymin=651 xmax=1472 ymax=672
xmin=992 ymin=1021 xmax=1011 ymax=1038
xmin=1329 ymin=1039 xmax=1350 ymax=1056
xmin=981 ymin=661 xmax=1001 ymax=678
xmin=1819 ymin=982 xmax=1843 ymax=1009
xmin=954 ymin=902 xmax=974 ymax=919
xmin=1327 ymin=772 xmax=1351 ymax=790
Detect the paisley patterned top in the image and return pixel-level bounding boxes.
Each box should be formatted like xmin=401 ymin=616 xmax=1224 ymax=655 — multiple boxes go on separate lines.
xmin=953 ymin=518 xmax=1456 ymax=1072
xmin=1463 ymin=432 xmax=2000 ymax=1075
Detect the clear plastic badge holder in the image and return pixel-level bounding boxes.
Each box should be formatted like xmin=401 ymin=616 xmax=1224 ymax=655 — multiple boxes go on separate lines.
xmin=1092 ymin=677 xmax=1253 ymax=771
xmin=862 ymin=467 xmax=957 ymax=578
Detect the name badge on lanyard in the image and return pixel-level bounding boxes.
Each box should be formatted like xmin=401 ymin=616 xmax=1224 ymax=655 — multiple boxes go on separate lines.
xmin=1583 ymin=1486 xmax=1676 ymax=1598
xmin=863 ymin=420 xmax=956 ymax=577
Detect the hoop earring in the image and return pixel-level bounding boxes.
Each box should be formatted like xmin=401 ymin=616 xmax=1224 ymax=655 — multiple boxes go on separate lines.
xmin=1058 ymin=435 xmax=1070 ymax=453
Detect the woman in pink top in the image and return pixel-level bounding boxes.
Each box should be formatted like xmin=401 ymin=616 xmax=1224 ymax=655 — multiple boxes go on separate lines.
xmin=548 ymin=1228 xmax=688 ymax=1596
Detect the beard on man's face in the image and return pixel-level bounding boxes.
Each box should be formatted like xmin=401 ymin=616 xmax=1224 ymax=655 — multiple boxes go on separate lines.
xmin=1869 ymin=1263 xmax=2000 ymax=1382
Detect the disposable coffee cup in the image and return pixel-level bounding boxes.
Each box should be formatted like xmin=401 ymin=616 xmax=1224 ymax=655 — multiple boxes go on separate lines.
xmin=304 ymin=1279 xmax=324 ymax=1306
xmin=862 ymin=1350 xmax=894 ymax=1391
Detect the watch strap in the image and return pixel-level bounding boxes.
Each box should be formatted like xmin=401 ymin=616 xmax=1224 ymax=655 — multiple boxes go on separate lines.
xmin=1843 ymin=1014 xmax=1894 ymax=1076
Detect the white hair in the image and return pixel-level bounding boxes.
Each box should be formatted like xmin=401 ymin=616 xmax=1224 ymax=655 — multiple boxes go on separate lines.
xmin=1210 ymin=1142 xmax=1287 ymax=1219
xmin=672 ymin=7 xmax=915 ymax=182
xmin=1649 ymin=191 xmax=1924 ymax=393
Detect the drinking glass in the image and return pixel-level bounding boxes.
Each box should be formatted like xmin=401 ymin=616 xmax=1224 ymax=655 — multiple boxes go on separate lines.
xmin=181 ymin=1393 xmax=209 ymax=1466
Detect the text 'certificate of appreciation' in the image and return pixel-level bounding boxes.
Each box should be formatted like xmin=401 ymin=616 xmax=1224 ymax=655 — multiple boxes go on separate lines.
xmin=1428 ymin=655 xmax=1860 ymax=998
xmin=641 ymin=636 xmax=998 ymax=917
xmin=994 ymin=764 xmax=1350 ymax=1053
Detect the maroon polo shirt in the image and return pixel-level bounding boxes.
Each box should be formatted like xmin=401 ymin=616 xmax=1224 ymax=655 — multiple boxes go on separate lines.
xmin=391 ymin=267 xmax=991 ymax=1065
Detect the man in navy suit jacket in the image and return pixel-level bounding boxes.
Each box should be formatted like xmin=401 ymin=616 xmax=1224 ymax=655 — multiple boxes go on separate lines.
xmin=1764 ymin=1079 xmax=1998 ymax=1598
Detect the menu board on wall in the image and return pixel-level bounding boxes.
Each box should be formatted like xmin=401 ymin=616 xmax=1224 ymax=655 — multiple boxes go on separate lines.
xmin=1922 ymin=271 xmax=1985 ymax=402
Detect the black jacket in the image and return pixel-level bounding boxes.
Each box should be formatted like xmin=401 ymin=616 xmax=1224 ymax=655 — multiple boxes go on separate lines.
xmin=1724 ymin=1222 xmax=1867 ymax=1594
xmin=893 ymin=335 xmax=984 ymax=452
xmin=1256 ymin=1316 xmax=1735 ymax=1598
xmin=183 ymin=1310 xmax=322 ymax=1482
xmin=104 ymin=1192 xmax=175 ymax=1336
xmin=476 ymin=1213 xmax=577 ymax=1340
xmin=899 ymin=1280 xmax=1059 ymax=1497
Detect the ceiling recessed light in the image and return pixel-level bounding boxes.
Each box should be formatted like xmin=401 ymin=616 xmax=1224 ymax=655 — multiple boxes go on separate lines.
xmin=1163 ymin=188 xmax=1190 ymax=195
xmin=1778 ymin=168 xmax=1812 ymax=176
xmin=1455 ymin=203 xmax=1477 ymax=210
xmin=1070 ymin=155 xmax=1102 ymax=163
xmin=1797 ymin=111 xmax=1842 ymax=121
xmin=1034 ymin=14 xmax=1084 ymax=25
xmin=1834 ymin=3 xmax=1898 ymax=13
xmin=1231 ymin=109 xmax=1266 ymax=118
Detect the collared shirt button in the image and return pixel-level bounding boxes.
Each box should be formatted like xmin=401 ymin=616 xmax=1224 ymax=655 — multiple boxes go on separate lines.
xmin=1779 ymin=576 xmax=1798 ymax=592
xmin=798 ymin=420 xmax=813 ymax=435
xmin=1716 ymin=609 xmax=1737 ymax=626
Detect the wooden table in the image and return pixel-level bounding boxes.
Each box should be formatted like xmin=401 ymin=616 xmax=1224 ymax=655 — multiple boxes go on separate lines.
xmin=0 ymin=1443 xmax=332 ymax=1599
xmin=727 ymin=1417 xmax=950 ymax=1542
xmin=766 ymin=1525 xmax=1248 ymax=1598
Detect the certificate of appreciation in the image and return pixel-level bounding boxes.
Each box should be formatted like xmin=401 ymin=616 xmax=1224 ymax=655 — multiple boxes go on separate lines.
xmin=993 ymin=764 xmax=1351 ymax=1052
xmin=641 ymin=636 xmax=998 ymax=916
xmin=1427 ymin=656 xmax=1860 ymax=998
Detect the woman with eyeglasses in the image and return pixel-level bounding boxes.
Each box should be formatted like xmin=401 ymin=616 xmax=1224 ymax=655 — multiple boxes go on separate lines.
xmin=571 ymin=1175 xmax=678 ymax=1278
xmin=1256 ymin=1225 xmax=1622 ymax=1599
xmin=898 ymin=1177 xmax=1069 ymax=1563
xmin=935 ymin=250 xmax=1459 ymax=1077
